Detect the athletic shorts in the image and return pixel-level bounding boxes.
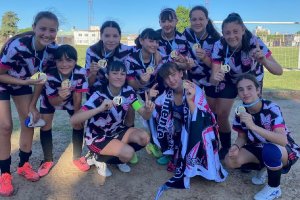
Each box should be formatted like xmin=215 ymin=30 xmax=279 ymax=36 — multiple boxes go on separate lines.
xmin=0 ymin=85 xmax=32 ymax=100
xmin=204 ymin=81 xmax=237 ymax=99
xmin=87 ymin=126 xmax=129 ymax=154
xmin=242 ymin=143 xmax=297 ymax=174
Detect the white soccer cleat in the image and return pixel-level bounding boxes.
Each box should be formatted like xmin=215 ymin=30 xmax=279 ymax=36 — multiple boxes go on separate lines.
xmin=254 ymin=185 xmax=281 ymax=200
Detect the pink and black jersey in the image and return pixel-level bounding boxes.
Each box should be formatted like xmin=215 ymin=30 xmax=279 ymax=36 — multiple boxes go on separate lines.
xmin=41 ymin=65 xmax=88 ymax=111
xmin=233 ymin=100 xmax=299 ymax=149
xmin=125 ymin=49 xmax=158 ymax=98
xmin=157 ymin=29 xmax=189 ymax=57
xmin=211 ymin=35 xmax=271 ymax=84
xmin=183 ymin=28 xmax=219 ymax=87
xmin=0 ymin=34 xmax=57 ymax=91
xmin=85 ymin=41 xmax=134 ymax=87
xmin=82 ymin=85 xmax=141 ymax=145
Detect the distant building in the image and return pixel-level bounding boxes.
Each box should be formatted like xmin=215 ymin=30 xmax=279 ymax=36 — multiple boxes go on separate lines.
xmin=254 ymin=26 xmax=271 ymax=35
xmin=57 ymin=30 xmax=74 ymax=45
xmin=73 ymin=26 xmax=100 ymax=45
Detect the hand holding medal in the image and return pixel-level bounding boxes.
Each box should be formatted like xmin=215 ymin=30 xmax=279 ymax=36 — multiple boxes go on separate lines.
xmin=235 ymin=105 xmax=246 ymax=116
xmin=98 ymin=59 xmax=108 ymax=69
xmin=31 ymin=72 xmax=47 ymax=82
xmin=113 ymin=96 xmax=125 ymax=106
xmin=220 ymin=64 xmax=231 ymax=73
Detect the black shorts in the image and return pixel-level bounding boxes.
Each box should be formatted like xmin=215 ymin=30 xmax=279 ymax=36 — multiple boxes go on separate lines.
xmin=87 ymin=126 xmax=129 ymax=154
xmin=0 ymin=86 xmax=32 ymax=100
xmin=242 ymin=143 xmax=297 ymax=174
xmin=204 ymin=81 xmax=237 ymax=99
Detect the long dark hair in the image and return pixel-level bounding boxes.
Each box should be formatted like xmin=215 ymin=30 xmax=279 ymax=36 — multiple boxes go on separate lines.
xmin=135 ymin=28 xmax=160 ymax=49
xmin=221 ymin=13 xmax=252 ymax=53
xmin=91 ymin=20 xmax=121 ymax=54
xmin=189 ymin=6 xmax=220 ymax=40
xmin=0 ymin=11 xmax=59 ymax=55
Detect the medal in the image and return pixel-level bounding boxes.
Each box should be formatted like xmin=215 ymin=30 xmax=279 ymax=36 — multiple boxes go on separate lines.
xmin=235 ymin=105 xmax=246 ymax=116
xmin=183 ymin=80 xmax=189 ymax=89
xmin=146 ymin=66 xmax=154 ymax=74
xmin=170 ymin=50 xmax=178 ymax=59
xmin=113 ymin=96 xmax=124 ymax=106
xmin=61 ymin=79 xmax=71 ymax=89
xmin=221 ymin=64 xmax=230 ymax=73
xmin=31 ymin=72 xmax=47 ymax=81
xmin=98 ymin=59 xmax=107 ymax=69
xmin=192 ymin=43 xmax=201 ymax=51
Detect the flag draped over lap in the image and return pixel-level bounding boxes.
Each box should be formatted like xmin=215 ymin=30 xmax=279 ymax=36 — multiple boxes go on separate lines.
xmin=149 ymin=86 xmax=228 ymax=200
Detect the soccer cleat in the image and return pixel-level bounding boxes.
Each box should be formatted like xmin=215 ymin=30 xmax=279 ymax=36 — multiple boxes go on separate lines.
xmin=156 ymin=155 xmax=171 ymax=165
xmin=86 ymin=155 xmax=112 ymax=177
xmin=117 ymin=163 xmax=131 ymax=173
xmin=146 ymin=143 xmax=163 ymax=158
xmin=17 ymin=162 xmax=40 ymax=182
xmin=252 ymin=169 xmax=267 ymax=185
xmin=129 ymin=152 xmax=139 ymax=164
xmin=73 ymin=157 xmax=90 ymax=172
xmin=24 ymin=112 xmax=46 ymax=128
xmin=38 ymin=161 xmax=54 ymax=177
xmin=0 ymin=173 xmax=14 ymax=197
xmin=254 ymin=185 xmax=281 ymax=200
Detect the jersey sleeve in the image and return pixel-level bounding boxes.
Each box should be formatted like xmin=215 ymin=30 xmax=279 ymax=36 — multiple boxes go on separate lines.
xmin=74 ymin=67 xmax=89 ymax=93
xmin=45 ymin=75 xmax=59 ymax=98
xmin=211 ymin=39 xmax=225 ymax=64
xmin=269 ymin=103 xmax=286 ymax=131
xmin=0 ymin=41 xmax=18 ymax=70
xmin=81 ymin=92 xmax=102 ymax=111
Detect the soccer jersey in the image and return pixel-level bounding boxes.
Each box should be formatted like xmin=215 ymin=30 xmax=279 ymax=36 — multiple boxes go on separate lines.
xmin=85 ymin=41 xmax=134 ymax=87
xmin=125 ymin=49 xmax=158 ymax=98
xmin=156 ymin=29 xmax=189 ymax=57
xmin=233 ymin=99 xmax=290 ymax=144
xmin=0 ymin=34 xmax=57 ymax=91
xmin=183 ymin=28 xmax=219 ymax=87
xmin=41 ymin=65 xmax=88 ymax=111
xmin=211 ymin=35 xmax=271 ymax=84
xmin=82 ymin=85 xmax=142 ymax=145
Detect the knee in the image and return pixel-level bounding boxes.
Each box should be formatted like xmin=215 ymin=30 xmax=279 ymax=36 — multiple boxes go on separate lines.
xmin=224 ymin=155 xmax=241 ymax=169
xmin=262 ymin=143 xmax=282 ymax=170
xmin=119 ymin=145 xmax=134 ymax=163
xmin=140 ymin=131 xmax=150 ymax=146
xmin=0 ymin=122 xmax=13 ymax=137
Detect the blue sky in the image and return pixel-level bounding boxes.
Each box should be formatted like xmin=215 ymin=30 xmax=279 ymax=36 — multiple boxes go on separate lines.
xmin=1 ymin=0 xmax=299 ymax=34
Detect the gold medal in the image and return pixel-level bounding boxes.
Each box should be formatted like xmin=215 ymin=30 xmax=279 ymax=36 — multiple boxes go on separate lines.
xmin=61 ymin=79 xmax=71 ymax=89
xmin=221 ymin=64 xmax=230 ymax=73
xmin=170 ymin=50 xmax=178 ymax=59
xmin=113 ymin=96 xmax=124 ymax=106
xmin=98 ymin=59 xmax=107 ymax=69
xmin=235 ymin=105 xmax=246 ymax=116
xmin=146 ymin=66 xmax=154 ymax=74
xmin=31 ymin=72 xmax=47 ymax=81
xmin=192 ymin=43 xmax=201 ymax=50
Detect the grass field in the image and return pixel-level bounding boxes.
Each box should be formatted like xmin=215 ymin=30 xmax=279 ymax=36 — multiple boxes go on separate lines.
xmin=270 ymin=47 xmax=299 ymax=69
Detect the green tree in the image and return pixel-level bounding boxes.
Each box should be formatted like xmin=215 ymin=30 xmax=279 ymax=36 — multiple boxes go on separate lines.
xmin=175 ymin=6 xmax=190 ymax=33
xmin=0 ymin=11 xmax=19 ymax=39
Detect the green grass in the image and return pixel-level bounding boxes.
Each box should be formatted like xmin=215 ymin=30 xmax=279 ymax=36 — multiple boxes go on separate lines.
xmin=264 ymin=70 xmax=300 ymax=91
xmin=270 ymin=47 xmax=299 ymax=69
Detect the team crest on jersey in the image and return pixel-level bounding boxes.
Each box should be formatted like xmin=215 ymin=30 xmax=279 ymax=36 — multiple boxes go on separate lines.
xmin=241 ymin=52 xmax=252 ymax=66
xmin=260 ymin=113 xmax=272 ymax=130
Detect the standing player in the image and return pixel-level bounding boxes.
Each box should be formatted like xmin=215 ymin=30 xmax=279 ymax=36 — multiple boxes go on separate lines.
xmin=0 ymin=11 xmax=59 ymax=196
xmin=210 ymin=13 xmax=283 ymax=159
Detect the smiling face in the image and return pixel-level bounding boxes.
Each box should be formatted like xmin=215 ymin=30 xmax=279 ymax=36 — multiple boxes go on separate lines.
xmin=237 ymin=78 xmax=260 ymax=104
xmin=190 ymin=9 xmax=208 ymax=34
xmin=163 ymin=68 xmax=183 ymax=90
xmin=159 ymin=18 xmax=177 ymax=36
xmin=56 ymin=55 xmax=76 ymax=77
xmin=108 ymin=69 xmax=126 ymax=89
xmin=32 ymin=17 xmax=58 ymax=50
xmin=101 ymin=27 xmax=121 ymax=52
xmin=140 ymin=38 xmax=159 ymax=54
xmin=222 ymin=22 xmax=245 ymax=49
